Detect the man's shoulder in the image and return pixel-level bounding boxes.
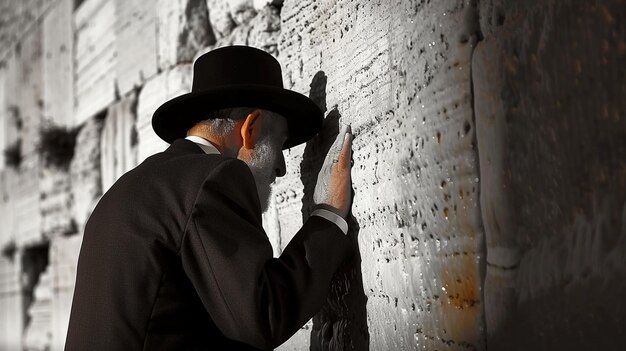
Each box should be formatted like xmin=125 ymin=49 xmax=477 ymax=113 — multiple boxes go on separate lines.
xmin=138 ymin=140 xmax=226 ymax=173
xmin=101 ymin=141 xmax=220 ymax=196
xmin=128 ymin=140 xmax=253 ymax=189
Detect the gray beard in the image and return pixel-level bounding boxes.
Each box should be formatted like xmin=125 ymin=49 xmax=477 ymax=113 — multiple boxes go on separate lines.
xmin=246 ymin=139 xmax=275 ymax=213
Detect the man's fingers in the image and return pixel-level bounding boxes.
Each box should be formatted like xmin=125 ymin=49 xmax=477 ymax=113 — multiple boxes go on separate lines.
xmin=330 ymin=125 xmax=348 ymax=154
xmin=337 ymin=125 xmax=353 ymax=168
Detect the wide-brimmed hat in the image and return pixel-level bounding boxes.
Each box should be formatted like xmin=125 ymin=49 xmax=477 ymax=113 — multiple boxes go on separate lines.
xmin=152 ymin=45 xmax=323 ymax=149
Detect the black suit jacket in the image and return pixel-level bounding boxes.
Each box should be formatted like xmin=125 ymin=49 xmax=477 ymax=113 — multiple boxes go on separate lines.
xmin=65 ymin=139 xmax=351 ymax=350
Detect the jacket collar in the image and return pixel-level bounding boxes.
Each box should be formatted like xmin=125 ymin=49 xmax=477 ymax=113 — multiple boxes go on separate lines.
xmin=184 ymin=135 xmax=221 ymax=155
xmin=165 ymin=138 xmax=206 ymax=155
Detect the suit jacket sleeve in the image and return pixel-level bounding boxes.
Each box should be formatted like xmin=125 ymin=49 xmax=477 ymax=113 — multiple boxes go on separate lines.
xmin=179 ymin=158 xmax=352 ymax=349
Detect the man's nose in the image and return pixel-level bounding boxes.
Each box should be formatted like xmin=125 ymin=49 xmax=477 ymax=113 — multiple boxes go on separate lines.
xmin=275 ymin=153 xmax=286 ymax=178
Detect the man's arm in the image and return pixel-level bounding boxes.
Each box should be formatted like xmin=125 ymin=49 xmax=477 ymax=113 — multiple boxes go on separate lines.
xmin=180 ymin=158 xmax=351 ymax=350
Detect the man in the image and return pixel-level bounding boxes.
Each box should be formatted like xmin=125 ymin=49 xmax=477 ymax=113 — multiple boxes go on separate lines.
xmin=65 ymin=46 xmax=354 ymax=350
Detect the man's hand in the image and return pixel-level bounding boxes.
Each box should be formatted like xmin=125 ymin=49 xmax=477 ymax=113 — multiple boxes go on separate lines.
xmin=313 ymin=124 xmax=354 ymax=219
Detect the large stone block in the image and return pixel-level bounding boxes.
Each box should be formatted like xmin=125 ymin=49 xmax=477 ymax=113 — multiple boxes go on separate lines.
xmin=23 ymin=266 xmax=53 ymax=351
xmin=0 ymin=45 xmax=22 ymax=166
xmin=206 ymin=0 xmax=236 ymax=39
xmin=0 ymin=170 xmax=17 ymax=249
xmin=42 ymin=0 xmax=73 ymax=127
xmin=73 ymin=0 xmax=117 ymax=125
xmin=11 ymin=24 xmax=45 ymax=248
xmin=248 ymin=5 xmax=280 ymax=49
xmin=157 ymin=0 xmax=215 ymax=70
xmin=136 ymin=64 xmax=192 ymax=163
xmin=276 ymin=0 xmax=485 ymax=349
xmin=263 ymin=146 xmax=307 ymax=254
xmin=253 ymin=0 xmax=283 ymax=12
xmin=205 ymin=0 xmax=276 ymax=43
xmin=101 ymin=92 xmax=138 ymax=193
xmin=0 ymin=256 xmax=24 ymax=350
xmin=474 ymin=1 xmax=626 ymax=350
xmin=207 ymin=4 xmax=279 ymax=55
xmin=114 ymin=0 xmax=158 ymax=96
xmin=228 ymin=0 xmax=257 ymax=25
xmin=70 ymin=115 xmax=105 ymax=232
xmin=0 ymin=57 xmax=9 ymax=170
xmin=18 ymin=24 xmax=44 ymax=159
xmin=39 ymin=166 xmax=73 ymax=238
xmin=50 ymin=235 xmax=82 ymax=351
xmin=0 ymin=0 xmax=49 ymax=51
xmin=14 ymin=161 xmax=42 ymax=247
xmin=205 ymin=0 xmax=257 ymax=35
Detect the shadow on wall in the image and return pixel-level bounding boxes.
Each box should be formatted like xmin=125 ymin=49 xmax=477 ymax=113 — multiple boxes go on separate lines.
xmin=300 ymin=71 xmax=369 ymax=350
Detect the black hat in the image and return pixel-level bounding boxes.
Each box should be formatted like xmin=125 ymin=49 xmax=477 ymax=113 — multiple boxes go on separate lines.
xmin=152 ymin=46 xmax=323 ymax=149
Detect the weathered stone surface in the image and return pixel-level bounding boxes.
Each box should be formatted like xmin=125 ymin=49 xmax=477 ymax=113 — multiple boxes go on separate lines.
xmin=0 ymin=28 xmax=28 ymax=351
xmin=206 ymin=5 xmax=279 ymax=57
xmin=157 ymin=0 xmax=215 ymax=70
xmin=0 ymin=46 xmax=22 ymax=168
xmin=0 ymin=0 xmax=49 ymax=53
xmin=9 ymin=24 xmax=45 ymax=248
xmin=18 ymin=24 xmax=44 ymax=159
xmin=136 ymin=64 xmax=192 ymax=163
xmin=14 ymin=161 xmax=42 ymax=247
xmin=50 ymin=235 xmax=82 ymax=351
xmin=101 ymin=92 xmax=138 ymax=193
xmin=228 ymin=0 xmax=257 ymax=25
xmin=253 ymin=0 xmax=283 ymax=12
xmin=70 ymin=116 xmax=105 ymax=232
xmin=0 ymin=256 xmax=24 ymax=350
xmin=0 ymin=170 xmax=17 ymax=250
xmin=275 ymin=1 xmax=485 ymax=349
xmin=0 ymin=49 xmax=21 ymax=244
xmin=247 ymin=5 xmax=281 ymax=55
xmin=42 ymin=0 xmax=73 ymax=127
xmin=204 ymin=0 xmax=282 ymax=53
xmin=24 ymin=266 xmax=53 ymax=351
xmin=0 ymin=60 xmax=9 ymax=170
xmin=474 ymin=0 xmax=626 ymax=349
xmin=39 ymin=166 xmax=73 ymax=238
xmin=206 ymin=0 xmax=236 ymax=39
xmin=114 ymin=0 xmax=159 ymax=97
xmin=19 ymin=245 xmax=51 ymax=351
xmin=3 ymin=0 xmax=625 ymax=349
xmin=73 ymin=0 xmax=118 ymax=125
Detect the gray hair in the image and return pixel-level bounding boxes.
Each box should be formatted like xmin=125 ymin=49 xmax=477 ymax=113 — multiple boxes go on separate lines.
xmin=195 ymin=107 xmax=282 ymax=136
xmin=195 ymin=107 xmax=256 ymax=136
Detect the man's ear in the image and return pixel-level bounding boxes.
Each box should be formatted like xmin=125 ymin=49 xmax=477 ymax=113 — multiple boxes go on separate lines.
xmin=240 ymin=110 xmax=264 ymax=149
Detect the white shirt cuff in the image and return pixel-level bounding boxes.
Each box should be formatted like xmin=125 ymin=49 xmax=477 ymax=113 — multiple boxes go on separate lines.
xmin=311 ymin=209 xmax=348 ymax=235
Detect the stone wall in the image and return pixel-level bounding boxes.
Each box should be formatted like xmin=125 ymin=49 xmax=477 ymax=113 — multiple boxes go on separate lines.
xmin=474 ymin=0 xmax=626 ymax=349
xmin=274 ymin=1 xmax=485 ymax=349
xmin=0 ymin=0 xmax=624 ymax=350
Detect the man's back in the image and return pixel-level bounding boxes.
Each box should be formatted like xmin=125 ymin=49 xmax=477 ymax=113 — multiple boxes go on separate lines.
xmin=65 ymin=138 xmax=351 ymax=350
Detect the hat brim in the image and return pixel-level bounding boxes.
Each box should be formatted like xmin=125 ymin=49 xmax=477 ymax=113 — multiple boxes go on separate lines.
xmin=152 ymin=84 xmax=323 ymax=149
